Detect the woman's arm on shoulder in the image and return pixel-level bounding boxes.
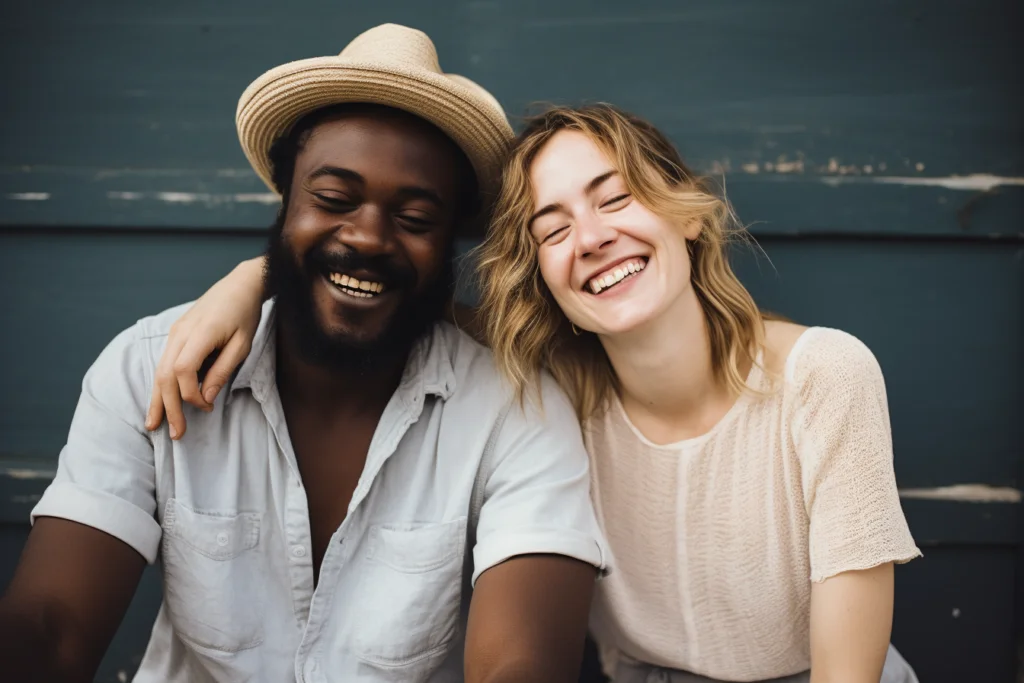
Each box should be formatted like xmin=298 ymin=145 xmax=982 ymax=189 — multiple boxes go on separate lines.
xmin=145 ymin=255 xmax=267 ymax=439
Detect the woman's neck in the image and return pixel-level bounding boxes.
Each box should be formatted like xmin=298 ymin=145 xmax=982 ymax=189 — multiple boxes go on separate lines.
xmin=599 ymin=286 xmax=741 ymax=442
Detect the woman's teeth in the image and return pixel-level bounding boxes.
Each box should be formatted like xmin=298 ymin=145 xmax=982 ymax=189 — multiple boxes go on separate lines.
xmin=588 ymin=259 xmax=646 ymax=294
xmin=328 ymin=272 xmax=385 ymax=298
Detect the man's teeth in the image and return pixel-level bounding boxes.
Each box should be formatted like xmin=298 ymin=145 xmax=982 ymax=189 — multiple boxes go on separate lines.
xmin=328 ymin=272 xmax=385 ymax=298
xmin=589 ymin=259 xmax=646 ymax=294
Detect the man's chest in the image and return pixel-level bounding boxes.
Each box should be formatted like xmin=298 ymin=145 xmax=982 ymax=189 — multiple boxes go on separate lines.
xmin=149 ymin=398 xmax=489 ymax=679
xmin=288 ymin=413 xmax=377 ymax=578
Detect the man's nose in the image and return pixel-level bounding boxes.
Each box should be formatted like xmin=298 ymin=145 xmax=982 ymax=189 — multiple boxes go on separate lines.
xmin=336 ymin=207 xmax=396 ymax=256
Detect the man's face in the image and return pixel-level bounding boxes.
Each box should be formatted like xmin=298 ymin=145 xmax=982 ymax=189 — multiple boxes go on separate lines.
xmin=266 ymin=108 xmax=469 ymax=368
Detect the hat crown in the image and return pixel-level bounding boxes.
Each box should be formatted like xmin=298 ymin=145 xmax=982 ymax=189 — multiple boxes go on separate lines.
xmin=339 ymin=23 xmax=441 ymax=74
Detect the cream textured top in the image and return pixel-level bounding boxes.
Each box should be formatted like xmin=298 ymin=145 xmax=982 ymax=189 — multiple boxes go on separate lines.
xmin=585 ymin=327 xmax=921 ymax=681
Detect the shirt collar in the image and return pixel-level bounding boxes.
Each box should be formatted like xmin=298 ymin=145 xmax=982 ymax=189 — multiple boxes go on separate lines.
xmin=228 ymin=300 xmax=457 ymax=404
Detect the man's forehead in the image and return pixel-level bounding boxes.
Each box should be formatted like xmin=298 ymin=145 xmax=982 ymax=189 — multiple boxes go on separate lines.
xmin=296 ymin=113 xmax=463 ymax=185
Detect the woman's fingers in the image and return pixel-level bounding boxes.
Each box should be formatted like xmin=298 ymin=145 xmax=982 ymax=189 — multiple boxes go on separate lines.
xmin=146 ymin=321 xmax=190 ymax=431
xmin=156 ymin=353 xmax=188 ymax=440
xmin=200 ymin=333 xmax=252 ymax=405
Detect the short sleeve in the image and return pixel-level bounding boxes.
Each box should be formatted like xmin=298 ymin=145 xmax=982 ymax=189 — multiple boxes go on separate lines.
xmin=791 ymin=329 xmax=921 ymax=582
xmin=471 ymin=374 xmax=608 ymax=585
xmin=30 ymin=325 xmax=163 ymax=563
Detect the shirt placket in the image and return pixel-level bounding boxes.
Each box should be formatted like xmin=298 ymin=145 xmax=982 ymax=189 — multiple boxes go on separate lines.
xmin=272 ymin=376 xmax=428 ymax=679
xmin=252 ymin=373 xmax=317 ymax=631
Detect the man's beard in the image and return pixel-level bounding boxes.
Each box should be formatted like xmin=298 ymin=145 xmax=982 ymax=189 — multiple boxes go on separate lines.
xmin=264 ymin=214 xmax=453 ymax=373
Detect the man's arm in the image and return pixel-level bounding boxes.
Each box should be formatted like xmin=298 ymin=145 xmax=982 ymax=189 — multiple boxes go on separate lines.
xmin=0 ymin=324 xmax=162 ymax=681
xmin=809 ymin=562 xmax=894 ymax=683
xmin=465 ymin=555 xmax=596 ymax=683
xmin=0 ymin=519 xmax=145 ymax=683
xmin=462 ymin=373 xmax=607 ymax=682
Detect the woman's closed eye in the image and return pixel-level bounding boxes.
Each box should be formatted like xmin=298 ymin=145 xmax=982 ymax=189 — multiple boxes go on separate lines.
xmin=541 ymin=225 xmax=570 ymax=244
xmin=600 ymin=193 xmax=631 ymax=210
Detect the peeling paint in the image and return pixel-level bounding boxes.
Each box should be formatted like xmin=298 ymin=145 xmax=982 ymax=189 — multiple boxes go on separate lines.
xmin=822 ymin=174 xmax=1024 ymax=191
xmin=156 ymin=191 xmax=206 ymax=203
xmin=232 ymin=193 xmax=281 ymax=204
xmin=106 ymin=191 xmax=280 ymax=205
xmin=899 ymin=484 xmax=1021 ymax=503
xmin=773 ymin=159 xmax=804 ymax=173
xmin=6 ymin=192 xmax=50 ymax=200
xmin=2 ymin=467 xmax=55 ymax=480
xmin=872 ymin=174 xmax=1024 ymax=191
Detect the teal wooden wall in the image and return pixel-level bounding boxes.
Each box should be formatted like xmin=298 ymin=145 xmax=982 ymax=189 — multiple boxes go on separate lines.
xmin=1 ymin=1 xmax=1020 ymax=681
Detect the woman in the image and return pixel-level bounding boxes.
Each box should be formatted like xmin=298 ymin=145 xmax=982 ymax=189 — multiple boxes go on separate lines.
xmin=146 ymin=104 xmax=921 ymax=683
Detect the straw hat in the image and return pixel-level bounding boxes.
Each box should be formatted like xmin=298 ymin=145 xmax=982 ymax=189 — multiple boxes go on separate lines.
xmin=236 ymin=24 xmax=515 ymax=217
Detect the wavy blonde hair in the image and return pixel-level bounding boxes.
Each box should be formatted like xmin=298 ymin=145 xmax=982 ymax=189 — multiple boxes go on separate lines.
xmin=474 ymin=104 xmax=766 ymax=420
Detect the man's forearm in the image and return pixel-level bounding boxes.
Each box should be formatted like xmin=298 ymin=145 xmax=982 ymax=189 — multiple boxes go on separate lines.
xmin=0 ymin=601 xmax=76 ymax=683
xmin=472 ymin=659 xmax=579 ymax=683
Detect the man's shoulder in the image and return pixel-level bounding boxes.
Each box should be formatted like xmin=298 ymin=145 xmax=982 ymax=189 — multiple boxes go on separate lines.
xmin=434 ymin=322 xmax=577 ymax=427
xmin=435 ymin=321 xmax=507 ymax=395
xmin=90 ymin=301 xmax=195 ymax=379
xmin=132 ymin=301 xmax=196 ymax=341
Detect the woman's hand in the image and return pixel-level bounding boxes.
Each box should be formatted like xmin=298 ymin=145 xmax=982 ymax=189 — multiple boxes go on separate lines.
xmin=145 ymin=256 xmax=267 ymax=439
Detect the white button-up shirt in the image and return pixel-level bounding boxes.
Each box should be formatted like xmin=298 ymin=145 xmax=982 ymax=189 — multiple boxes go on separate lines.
xmin=32 ymin=301 xmax=607 ymax=683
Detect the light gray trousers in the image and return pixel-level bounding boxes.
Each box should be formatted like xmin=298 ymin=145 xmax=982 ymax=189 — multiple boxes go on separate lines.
xmin=612 ymin=644 xmax=919 ymax=683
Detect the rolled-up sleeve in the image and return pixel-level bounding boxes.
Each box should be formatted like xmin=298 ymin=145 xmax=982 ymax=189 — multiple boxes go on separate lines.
xmin=472 ymin=374 xmax=608 ymax=585
xmin=31 ymin=325 xmax=162 ymax=563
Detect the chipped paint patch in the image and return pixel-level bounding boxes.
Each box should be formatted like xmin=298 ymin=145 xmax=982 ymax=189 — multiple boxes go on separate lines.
xmin=11 ymin=494 xmax=42 ymax=504
xmin=773 ymin=159 xmax=804 ymax=173
xmin=155 ymin=191 xmax=205 ymax=203
xmin=899 ymin=484 xmax=1021 ymax=503
xmin=232 ymin=193 xmax=281 ymax=205
xmin=2 ymin=467 xmax=55 ymax=480
xmin=724 ymin=156 xmax=1021 ymax=190
xmin=871 ymin=174 xmax=1024 ymax=191
xmin=7 ymin=192 xmax=50 ymax=201
xmin=819 ymin=174 xmax=1024 ymax=191
xmin=107 ymin=191 xmax=280 ymax=205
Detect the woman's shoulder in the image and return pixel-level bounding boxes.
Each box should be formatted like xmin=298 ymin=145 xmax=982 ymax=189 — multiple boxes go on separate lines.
xmin=767 ymin=323 xmax=885 ymax=401
xmin=761 ymin=319 xmax=810 ymax=377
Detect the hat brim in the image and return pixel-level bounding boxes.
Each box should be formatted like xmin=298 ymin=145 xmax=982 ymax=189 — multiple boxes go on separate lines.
xmin=236 ymin=57 xmax=513 ymax=231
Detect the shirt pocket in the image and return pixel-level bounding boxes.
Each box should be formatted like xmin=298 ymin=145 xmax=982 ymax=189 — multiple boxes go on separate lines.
xmin=353 ymin=517 xmax=467 ymax=675
xmin=160 ymin=498 xmax=264 ymax=653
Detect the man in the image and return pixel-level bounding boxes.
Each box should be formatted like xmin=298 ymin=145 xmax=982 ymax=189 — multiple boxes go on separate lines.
xmin=0 ymin=24 xmax=606 ymax=682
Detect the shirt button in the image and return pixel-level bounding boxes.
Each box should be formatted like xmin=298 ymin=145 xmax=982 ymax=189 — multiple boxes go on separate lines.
xmin=216 ymin=532 xmax=230 ymax=546
xmin=291 ymin=545 xmax=307 ymax=558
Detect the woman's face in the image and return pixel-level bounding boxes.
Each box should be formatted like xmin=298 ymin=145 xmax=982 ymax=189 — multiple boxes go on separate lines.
xmin=528 ymin=130 xmax=700 ymax=336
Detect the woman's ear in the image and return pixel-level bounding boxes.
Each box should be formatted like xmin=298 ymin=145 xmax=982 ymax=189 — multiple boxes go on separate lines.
xmin=682 ymin=217 xmax=703 ymax=241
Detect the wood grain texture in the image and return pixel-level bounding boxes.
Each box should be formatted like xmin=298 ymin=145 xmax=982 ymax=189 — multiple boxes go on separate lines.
xmin=1 ymin=0 xmax=1021 ymax=233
